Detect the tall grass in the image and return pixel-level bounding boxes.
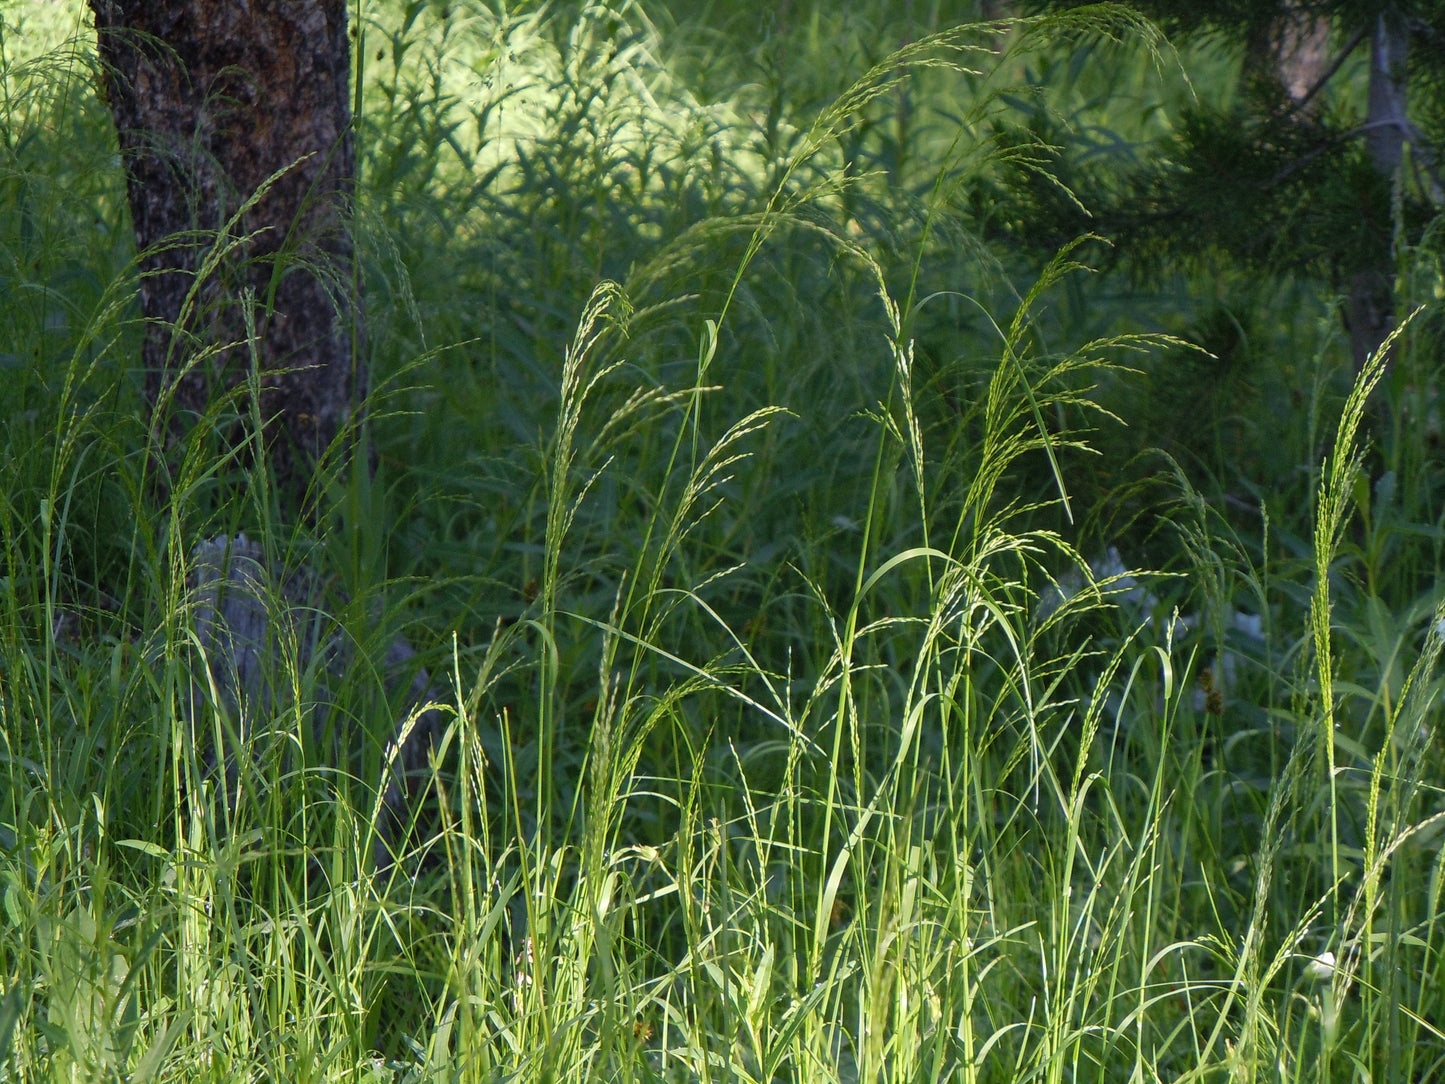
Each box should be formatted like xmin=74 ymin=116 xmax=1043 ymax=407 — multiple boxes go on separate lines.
xmin=3 ymin=1 xmax=1445 ymax=1081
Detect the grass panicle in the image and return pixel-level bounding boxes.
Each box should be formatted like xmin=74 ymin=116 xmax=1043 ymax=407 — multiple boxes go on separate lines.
xmin=3 ymin=2 xmax=1445 ymax=1082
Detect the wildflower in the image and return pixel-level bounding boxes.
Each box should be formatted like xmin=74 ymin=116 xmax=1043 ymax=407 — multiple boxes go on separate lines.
xmin=1304 ymin=950 xmax=1336 ymax=981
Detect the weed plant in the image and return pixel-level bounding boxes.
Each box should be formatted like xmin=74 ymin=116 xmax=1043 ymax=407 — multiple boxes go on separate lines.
xmin=3 ymin=2 xmax=1445 ymax=1082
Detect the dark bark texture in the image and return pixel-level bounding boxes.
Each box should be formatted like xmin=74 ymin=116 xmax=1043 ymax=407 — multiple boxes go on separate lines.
xmin=90 ymin=0 xmax=362 ymax=507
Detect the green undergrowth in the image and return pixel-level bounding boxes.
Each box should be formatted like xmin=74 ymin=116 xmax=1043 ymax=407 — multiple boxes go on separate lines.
xmin=3 ymin=2 xmax=1445 ymax=1081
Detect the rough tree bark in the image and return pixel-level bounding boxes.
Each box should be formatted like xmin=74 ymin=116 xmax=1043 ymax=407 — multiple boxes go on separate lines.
xmin=90 ymin=0 xmax=362 ymax=506
xmin=91 ymin=2 xmax=438 ymax=868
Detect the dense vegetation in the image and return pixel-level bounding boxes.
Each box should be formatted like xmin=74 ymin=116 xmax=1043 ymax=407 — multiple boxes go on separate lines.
xmin=3 ymin=1 xmax=1444 ymax=1080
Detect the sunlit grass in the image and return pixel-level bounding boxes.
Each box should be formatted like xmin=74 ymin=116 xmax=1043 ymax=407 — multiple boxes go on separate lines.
xmin=3 ymin=2 xmax=1444 ymax=1082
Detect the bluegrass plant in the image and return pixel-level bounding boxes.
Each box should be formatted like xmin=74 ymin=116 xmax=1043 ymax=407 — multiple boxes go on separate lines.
xmin=3 ymin=2 xmax=1445 ymax=1082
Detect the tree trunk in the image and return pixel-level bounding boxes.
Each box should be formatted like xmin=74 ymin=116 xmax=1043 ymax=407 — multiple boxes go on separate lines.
xmin=90 ymin=0 xmax=362 ymax=510
xmin=1242 ymin=4 xmax=1406 ymax=370
xmin=90 ymin=3 xmax=440 ymax=869
xmin=1243 ymin=2 xmax=1332 ymax=111
xmin=1348 ymin=8 xmax=1410 ymax=370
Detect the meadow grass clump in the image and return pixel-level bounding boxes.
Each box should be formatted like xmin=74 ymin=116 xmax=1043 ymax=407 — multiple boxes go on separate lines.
xmin=4 ymin=2 xmax=1445 ymax=1082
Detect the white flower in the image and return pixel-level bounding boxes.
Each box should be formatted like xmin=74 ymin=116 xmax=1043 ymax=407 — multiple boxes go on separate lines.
xmin=1304 ymin=950 xmax=1336 ymax=981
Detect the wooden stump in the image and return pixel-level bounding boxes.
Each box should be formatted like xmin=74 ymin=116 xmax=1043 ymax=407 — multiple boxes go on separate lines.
xmin=187 ymin=534 xmax=443 ymax=869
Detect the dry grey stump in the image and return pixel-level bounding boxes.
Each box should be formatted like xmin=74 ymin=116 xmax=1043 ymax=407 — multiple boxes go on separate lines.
xmin=186 ymin=534 xmax=445 ymax=871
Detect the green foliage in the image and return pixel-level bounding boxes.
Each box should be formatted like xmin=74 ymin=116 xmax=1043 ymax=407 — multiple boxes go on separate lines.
xmin=4 ymin=1 xmax=1445 ymax=1082
xmin=1014 ymin=0 xmax=1445 ymax=382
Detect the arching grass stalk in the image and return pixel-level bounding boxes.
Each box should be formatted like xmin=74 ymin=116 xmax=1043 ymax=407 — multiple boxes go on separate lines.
xmin=1307 ymin=314 xmax=1406 ymax=932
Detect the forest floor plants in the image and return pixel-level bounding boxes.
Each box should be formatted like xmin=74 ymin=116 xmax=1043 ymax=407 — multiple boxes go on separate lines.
xmin=3 ymin=2 xmax=1445 ymax=1082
